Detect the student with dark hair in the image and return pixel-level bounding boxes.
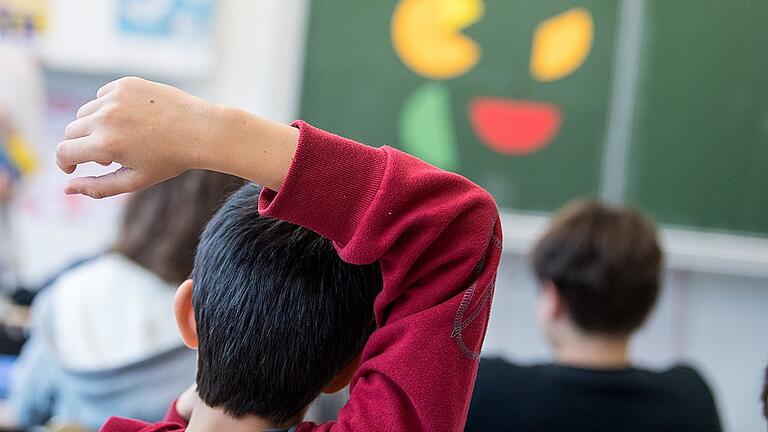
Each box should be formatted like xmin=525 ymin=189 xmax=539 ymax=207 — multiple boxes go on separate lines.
xmin=466 ymin=200 xmax=722 ymax=432
xmin=55 ymin=77 xmax=502 ymax=431
xmin=173 ymin=183 xmax=382 ymax=428
xmin=11 ymin=170 xmax=242 ymax=430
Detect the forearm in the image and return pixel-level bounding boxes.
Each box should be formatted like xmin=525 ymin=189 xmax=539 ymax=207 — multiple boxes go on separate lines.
xmin=200 ymin=106 xmax=298 ymax=192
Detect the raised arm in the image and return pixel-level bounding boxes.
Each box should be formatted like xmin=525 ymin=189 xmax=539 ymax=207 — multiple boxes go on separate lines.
xmin=258 ymin=123 xmax=502 ymax=431
xmin=59 ymin=78 xmax=503 ymax=431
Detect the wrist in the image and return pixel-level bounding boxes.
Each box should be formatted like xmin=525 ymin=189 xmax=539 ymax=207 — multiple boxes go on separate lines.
xmin=193 ymin=102 xmax=235 ymax=172
xmin=198 ymin=104 xmax=257 ymax=178
xmin=199 ymin=105 xmax=299 ymax=191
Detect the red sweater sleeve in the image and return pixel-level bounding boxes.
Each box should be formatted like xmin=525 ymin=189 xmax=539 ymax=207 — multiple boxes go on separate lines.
xmin=259 ymin=121 xmax=503 ymax=431
xmin=99 ymin=418 xmax=185 ymax=432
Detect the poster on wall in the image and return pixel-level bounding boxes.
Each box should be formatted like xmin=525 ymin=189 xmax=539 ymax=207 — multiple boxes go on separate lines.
xmin=7 ymin=84 xmax=125 ymax=286
xmin=0 ymin=48 xmax=124 ymax=286
xmin=118 ymin=0 xmax=214 ymax=41
xmin=0 ymin=0 xmax=48 ymax=40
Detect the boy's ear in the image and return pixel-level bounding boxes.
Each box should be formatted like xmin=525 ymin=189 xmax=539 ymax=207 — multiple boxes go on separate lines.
xmin=322 ymin=355 xmax=361 ymax=394
xmin=541 ymin=281 xmax=565 ymax=320
xmin=174 ymin=279 xmax=199 ymax=349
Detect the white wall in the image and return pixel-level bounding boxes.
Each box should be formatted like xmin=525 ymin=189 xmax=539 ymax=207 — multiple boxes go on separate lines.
xmin=203 ymin=0 xmax=308 ymax=122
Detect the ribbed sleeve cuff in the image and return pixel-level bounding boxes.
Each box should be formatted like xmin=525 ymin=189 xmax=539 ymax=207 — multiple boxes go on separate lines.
xmin=258 ymin=120 xmax=387 ymax=248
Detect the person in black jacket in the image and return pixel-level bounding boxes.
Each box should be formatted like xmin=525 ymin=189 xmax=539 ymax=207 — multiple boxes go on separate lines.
xmin=466 ymin=200 xmax=721 ymax=432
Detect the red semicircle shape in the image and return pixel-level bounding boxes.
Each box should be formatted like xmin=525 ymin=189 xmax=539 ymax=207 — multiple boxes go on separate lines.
xmin=469 ymin=97 xmax=562 ymax=156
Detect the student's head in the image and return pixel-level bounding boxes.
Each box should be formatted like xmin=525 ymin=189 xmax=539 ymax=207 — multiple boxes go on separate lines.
xmin=113 ymin=170 xmax=243 ymax=284
xmin=173 ymin=183 xmax=382 ymax=426
xmin=531 ymin=200 xmax=662 ymax=345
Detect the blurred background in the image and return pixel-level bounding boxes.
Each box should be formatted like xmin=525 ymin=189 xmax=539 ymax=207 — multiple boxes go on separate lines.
xmin=0 ymin=0 xmax=766 ymax=431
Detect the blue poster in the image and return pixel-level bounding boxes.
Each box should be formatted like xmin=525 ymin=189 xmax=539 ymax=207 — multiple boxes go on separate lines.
xmin=119 ymin=0 xmax=214 ymax=39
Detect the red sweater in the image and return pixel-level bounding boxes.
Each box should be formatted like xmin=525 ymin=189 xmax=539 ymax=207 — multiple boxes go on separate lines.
xmin=100 ymin=121 xmax=502 ymax=432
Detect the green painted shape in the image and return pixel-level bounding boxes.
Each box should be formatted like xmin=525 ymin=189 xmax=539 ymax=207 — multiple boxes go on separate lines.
xmin=399 ymin=82 xmax=459 ymax=170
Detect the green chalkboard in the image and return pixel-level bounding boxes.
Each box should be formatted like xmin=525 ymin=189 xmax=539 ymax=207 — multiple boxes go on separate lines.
xmin=300 ymin=0 xmax=768 ymax=237
xmin=301 ymin=0 xmax=618 ymax=212
xmin=625 ymin=0 xmax=768 ymax=237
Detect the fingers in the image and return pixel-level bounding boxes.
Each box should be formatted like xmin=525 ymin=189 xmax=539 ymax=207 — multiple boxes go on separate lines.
xmin=96 ymin=76 xmax=141 ymax=99
xmin=96 ymin=79 xmax=121 ymax=99
xmin=56 ymin=136 xmax=111 ymax=174
xmin=76 ymin=98 xmax=105 ymax=119
xmin=64 ymin=167 xmax=139 ymax=199
xmin=64 ymin=116 xmax=93 ymax=140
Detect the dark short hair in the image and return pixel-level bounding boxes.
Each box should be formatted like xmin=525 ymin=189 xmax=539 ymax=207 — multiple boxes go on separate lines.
xmin=113 ymin=170 xmax=243 ymax=284
xmin=531 ymin=200 xmax=662 ymax=335
xmin=192 ymin=183 xmax=382 ymax=424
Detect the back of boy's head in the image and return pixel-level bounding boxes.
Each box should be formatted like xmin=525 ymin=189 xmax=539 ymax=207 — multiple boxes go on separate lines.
xmin=192 ymin=183 xmax=382 ymax=424
xmin=531 ymin=200 xmax=662 ymax=336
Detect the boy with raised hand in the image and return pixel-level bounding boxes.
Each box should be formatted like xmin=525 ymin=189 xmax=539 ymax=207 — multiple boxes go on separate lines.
xmin=56 ymin=77 xmax=502 ymax=431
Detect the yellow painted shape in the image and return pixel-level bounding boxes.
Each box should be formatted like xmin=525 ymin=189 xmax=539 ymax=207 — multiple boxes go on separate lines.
xmin=530 ymin=8 xmax=594 ymax=82
xmin=392 ymin=0 xmax=485 ymax=80
xmin=6 ymin=133 xmax=37 ymax=174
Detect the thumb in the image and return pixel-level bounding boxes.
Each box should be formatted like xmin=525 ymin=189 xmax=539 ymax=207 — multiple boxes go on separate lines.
xmin=64 ymin=167 xmax=140 ymax=199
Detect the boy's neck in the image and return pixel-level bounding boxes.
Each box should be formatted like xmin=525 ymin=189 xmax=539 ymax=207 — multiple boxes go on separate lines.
xmin=553 ymin=329 xmax=631 ymax=369
xmin=185 ymin=401 xmax=297 ymax=432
